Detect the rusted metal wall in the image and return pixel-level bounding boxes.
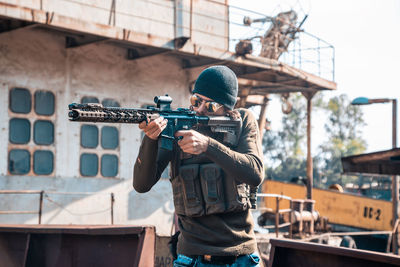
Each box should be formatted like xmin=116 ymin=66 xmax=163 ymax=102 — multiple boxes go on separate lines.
xmin=0 ymin=225 xmax=156 ymax=267
xmin=0 ymin=26 xmax=200 ymax=235
xmin=268 ymin=238 xmax=400 ymax=267
xmin=155 ymin=235 xmax=174 ymax=267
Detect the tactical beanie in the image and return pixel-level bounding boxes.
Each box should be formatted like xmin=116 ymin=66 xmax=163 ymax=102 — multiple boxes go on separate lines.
xmin=193 ymin=65 xmax=238 ymax=110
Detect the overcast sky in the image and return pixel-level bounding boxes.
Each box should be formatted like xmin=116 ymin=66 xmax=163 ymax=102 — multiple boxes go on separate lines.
xmin=230 ymin=0 xmax=400 ymax=153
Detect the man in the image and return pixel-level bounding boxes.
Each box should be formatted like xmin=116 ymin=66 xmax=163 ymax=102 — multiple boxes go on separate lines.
xmin=133 ymin=65 xmax=264 ymax=266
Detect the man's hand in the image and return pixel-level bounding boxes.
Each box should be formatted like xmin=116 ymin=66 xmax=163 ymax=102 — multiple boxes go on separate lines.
xmin=138 ymin=116 xmax=168 ymax=140
xmin=175 ymin=130 xmax=209 ymax=155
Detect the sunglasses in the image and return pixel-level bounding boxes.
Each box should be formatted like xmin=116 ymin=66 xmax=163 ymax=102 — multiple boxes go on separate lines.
xmin=190 ymin=95 xmax=223 ymax=113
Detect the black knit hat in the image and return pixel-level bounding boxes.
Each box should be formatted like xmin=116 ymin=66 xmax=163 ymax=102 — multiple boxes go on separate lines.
xmin=193 ymin=65 xmax=238 ymax=110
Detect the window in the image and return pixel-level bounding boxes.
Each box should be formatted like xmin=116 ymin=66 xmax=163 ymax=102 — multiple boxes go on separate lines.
xmin=81 ymin=125 xmax=99 ymax=148
xmin=82 ymin=96 xmax=99 ymax=104
xmin=33 ymin=150 xmax=54 ymax=175
xmin=9 ymin=149 xmax=30 ymax=175
xmin=8 ymin=88 xmax=56 ymax=176
xmin=10 ymin=88 xmax=31 ymax=114
xmin=35 ymin=91 xmax=55 ymax=115
xmin=102 ymin=98 xmax=120 ymax=107
xmin=80 ymin=153 xmax=99 ymax=176
xmin=79 ymin=96 xmax=120 ymax=178
xmin=101 ymin=126 xmax=118 ymax=149
xmin=9 ymin=118 xmax=30 ymax=144
xmin=101 ymin=154 xmax=118 ymax=177
xmin=34 ymin=120 xmax=54 ymax=145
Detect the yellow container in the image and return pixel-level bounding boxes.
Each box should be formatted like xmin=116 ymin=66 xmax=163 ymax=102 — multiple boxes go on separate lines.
xmin=262 ymin=180 xmax=392 ymax=231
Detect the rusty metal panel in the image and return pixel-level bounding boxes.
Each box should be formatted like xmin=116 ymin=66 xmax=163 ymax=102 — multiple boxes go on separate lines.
xmin=0 ymin=225 xmax=155 ymax=267
xmin=0 ymin=232 xmax=30 ymax=267
xmin=155 ymin=235 xmax=174 ymax=267
xmin=263 ymin=180 xmax=393 ymax=231
xmin=268 ymin=238 xmax=400 ymax=267
xmin=342 ymin=148 xmax=400 ymax=176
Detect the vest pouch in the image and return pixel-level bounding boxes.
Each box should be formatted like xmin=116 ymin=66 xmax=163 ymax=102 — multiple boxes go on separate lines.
xmin=199 ymin=163 xmax=226 ymax=215
xmin=223 ymin=177 xmax=250 ymax=213
xmin=236 ymin=183 xmax=251 ymax=210
xmin=179 ymin=164 xmax=205 ymax=217
xmin=170 ymin=177 xmax=186 ymax=216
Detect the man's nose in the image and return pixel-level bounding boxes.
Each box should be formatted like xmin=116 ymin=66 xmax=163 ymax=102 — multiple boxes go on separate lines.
xmin=196 ymin=101 xmax=207 ymax=114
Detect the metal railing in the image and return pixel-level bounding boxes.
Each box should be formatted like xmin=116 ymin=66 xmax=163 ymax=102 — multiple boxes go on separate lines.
xmin=229 ymin=5 xmax=335 ymax=81
xmin=257 ymin=193 xmax=293 ymax=237
xmin=0 ymin=190 xmax=115 ymax=224
xmin=257 ymin=193 xmax=321 ymax=238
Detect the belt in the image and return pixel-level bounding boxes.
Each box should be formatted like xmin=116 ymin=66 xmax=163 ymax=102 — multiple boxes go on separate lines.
xmin=192 ymin=254 xmax=242 ymax=265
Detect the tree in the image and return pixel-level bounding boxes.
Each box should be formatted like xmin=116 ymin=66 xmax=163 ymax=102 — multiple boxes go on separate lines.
xmin=263 ymin=93 xmax=308 ymax=181
xmin=262 ymin=93 xmax=366 ymax=188
xmin=318 ymin=94 xmax=366 ymax=186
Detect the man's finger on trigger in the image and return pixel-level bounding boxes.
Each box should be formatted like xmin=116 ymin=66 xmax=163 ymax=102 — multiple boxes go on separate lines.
xmin=180 ymin=144 xmax=193 ymax=153
xmin=175 ymin=130 xmax=189 ymax=137
xmin=177 ymin=136 xmax=191 ymax=146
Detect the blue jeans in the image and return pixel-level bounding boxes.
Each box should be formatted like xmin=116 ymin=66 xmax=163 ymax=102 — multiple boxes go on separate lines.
xmin=173 ymin=253 xmax=260 ymax=267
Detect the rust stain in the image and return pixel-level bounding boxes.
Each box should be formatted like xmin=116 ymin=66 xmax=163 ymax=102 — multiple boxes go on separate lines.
xmin=123 ymin=28 xmax=130 ymax=40
xmin=46 ymin=11 xmax=54 ymax=24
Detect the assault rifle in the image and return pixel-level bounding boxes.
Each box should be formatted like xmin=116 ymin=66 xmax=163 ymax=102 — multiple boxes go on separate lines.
xmin=68 ymin=95 xmax=241 ymax=151
xmin=68 ymin=95 xmax=258 ymax=209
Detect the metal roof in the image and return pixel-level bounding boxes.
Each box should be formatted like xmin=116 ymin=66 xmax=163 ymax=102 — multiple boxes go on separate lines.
xmin=0 ymin=2 xmax=336 ymax=108
xmin=341 ymin=148 xmax=400 ymax=175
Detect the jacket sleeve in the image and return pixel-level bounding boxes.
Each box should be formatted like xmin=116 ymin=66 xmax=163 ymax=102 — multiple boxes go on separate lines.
xmin=204 ymin=109 xmax=264 ymax=187
xmin=133 ymin=135 xmax=173 ymax=193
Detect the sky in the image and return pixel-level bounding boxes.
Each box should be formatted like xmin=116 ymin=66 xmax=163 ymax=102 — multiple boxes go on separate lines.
xmin=229 ymin=0 xmax=400 ymax=153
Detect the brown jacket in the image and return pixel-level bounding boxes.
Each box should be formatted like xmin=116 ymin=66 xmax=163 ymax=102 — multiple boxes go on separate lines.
xmin=133 ymin=108 xmax=264 ymax=256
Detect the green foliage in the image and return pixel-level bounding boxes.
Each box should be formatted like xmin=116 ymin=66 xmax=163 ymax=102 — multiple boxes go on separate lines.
xmin=323 ymin=94 xmax=366 ymax=140
xmin=318 ymin=94 xmax=366 ymax=187
xmin=262 ymin=93 xmax=366 ymax=189
xmin=263 ymin=93 xmax=309 ymax=182
xmin=263 ymin=93 xmax=307 ymax=163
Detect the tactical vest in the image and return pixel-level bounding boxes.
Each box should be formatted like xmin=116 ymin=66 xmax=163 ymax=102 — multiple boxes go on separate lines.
xmin=170 ymin=125 xmax=251 ymax=217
